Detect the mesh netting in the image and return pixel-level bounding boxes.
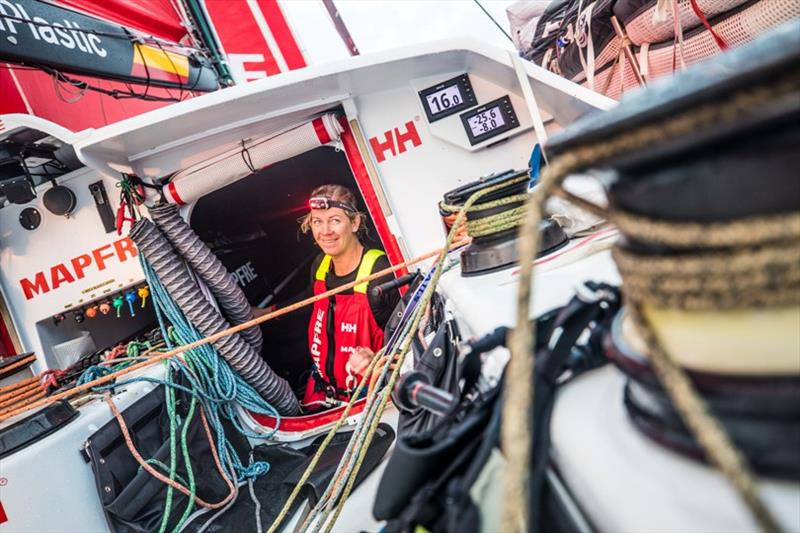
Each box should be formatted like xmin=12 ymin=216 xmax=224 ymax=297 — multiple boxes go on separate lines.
xmin=622 ymin=0 xmax=753 ymax=45
xmin=569 ymin=36 xmax=623 ymax=85
xmin=586 ymin=0 xmax=798 ymax=99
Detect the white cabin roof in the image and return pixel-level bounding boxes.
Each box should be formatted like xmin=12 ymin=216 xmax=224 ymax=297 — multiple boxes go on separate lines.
xmin=66 ymin=38 xmax=613 ymax=178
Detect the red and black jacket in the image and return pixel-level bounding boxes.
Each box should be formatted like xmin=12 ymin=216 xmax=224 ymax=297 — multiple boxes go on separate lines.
xmin=303 ymin=249 xmax=386 ymax=407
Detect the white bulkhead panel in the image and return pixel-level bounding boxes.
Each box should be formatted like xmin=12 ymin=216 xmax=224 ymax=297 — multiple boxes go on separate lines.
xmin=0 ymin=168 xmax=145 ymax=371
xmin=352 ymin=70 xmax=541 ymax=257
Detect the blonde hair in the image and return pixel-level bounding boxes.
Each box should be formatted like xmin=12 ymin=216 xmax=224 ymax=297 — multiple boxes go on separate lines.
xmin=299 ymin=184 xmax=366 ymax=235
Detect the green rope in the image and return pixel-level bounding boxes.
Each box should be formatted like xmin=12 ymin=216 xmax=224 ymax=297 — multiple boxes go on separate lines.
xmin=127 ymin=340 xmax=152 ymax=358
xmin=166 ymin=326 xmax=181 ymax=346
xmin=466 ymin=203 xmax=527 ymax=237
xmin=175 ymin=386 xmax=199 ymax=531
xmin=158 ymin=374 xmax=178 ymax=533
xmin=117 ymin=175 xmax=146 ymax=221
xmin=139 ymin=360 xmax=200 ymax=533
xmin=438 ymin=174 xmax=531 ymax=238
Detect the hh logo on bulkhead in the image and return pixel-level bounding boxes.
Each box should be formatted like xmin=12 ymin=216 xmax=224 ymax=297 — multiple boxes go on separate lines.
xmin=369 ymin=120 xmax=422 ymax=163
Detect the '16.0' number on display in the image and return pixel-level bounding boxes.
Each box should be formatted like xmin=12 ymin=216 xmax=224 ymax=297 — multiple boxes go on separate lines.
xmin=427 ymin=86 xmax=463 ymax=114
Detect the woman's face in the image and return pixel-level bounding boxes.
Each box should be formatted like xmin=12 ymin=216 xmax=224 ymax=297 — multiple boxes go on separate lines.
xmin=309 ymin=207 xmax=360 ymax=257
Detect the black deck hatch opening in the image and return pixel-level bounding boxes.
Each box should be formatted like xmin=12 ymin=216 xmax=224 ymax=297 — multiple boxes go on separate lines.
xmin=190 ymin=144 xmax=387 ymax=395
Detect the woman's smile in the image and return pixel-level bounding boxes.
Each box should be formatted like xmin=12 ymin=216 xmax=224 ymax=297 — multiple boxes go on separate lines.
xmin=310 ymin=207 xmax=358 ymax=258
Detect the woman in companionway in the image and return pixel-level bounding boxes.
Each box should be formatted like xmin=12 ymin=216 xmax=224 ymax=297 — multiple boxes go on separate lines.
xmin=297 ymin=184 xmax=400 ymax=410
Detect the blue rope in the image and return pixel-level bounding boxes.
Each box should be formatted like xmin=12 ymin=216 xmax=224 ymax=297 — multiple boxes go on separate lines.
xmin=80 ymin=255 xmax=282 ymax=488
xmin=77 ymin=365 xmax=114 ymax=386
xmin=141 ymin=256 xmax=281 ymax=480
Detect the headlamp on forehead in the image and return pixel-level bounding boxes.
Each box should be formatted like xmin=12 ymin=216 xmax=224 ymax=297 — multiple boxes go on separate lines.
xmin=308 ymin=196 xmax=356 ymax=213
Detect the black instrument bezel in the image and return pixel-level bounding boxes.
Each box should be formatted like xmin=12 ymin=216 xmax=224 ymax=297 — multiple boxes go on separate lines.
xmin=460 ymin=95 xmax=520 ymax=146
xmin=418 ymin=73 xmax=476 ymax=123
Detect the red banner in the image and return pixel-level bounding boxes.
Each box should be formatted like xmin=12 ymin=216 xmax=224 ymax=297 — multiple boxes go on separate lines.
xmin=56 ymin=0 xmax=187 ymax=42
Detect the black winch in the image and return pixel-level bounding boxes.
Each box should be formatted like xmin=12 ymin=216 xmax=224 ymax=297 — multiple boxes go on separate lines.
xmin=439 ymin=169 xmax=567 ymax=276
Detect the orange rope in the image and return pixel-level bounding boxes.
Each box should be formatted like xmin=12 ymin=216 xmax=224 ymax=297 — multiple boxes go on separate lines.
xmin=105 ymin=392 xmax=236 ymax=509
xmin=0 ymin=380 xmax=42 ymax=405
xmin=0 ymin=354 xmax=37 ymax=376
xmin=0 ymin=387 xmax=45 ymax=411
xmin=0 ymin=240 xmax=466 ymax=423
xmin=367 ymin=355 xmax=396 ymax=398
xmin=0 ymin=375 xmax=40 ymax=396
xmin=440 ymin=213 xmax=469 ymax=242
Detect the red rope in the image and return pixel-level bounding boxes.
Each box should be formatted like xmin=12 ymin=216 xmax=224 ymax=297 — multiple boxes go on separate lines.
xmin=689 ymin=0 xmax=729 ymax=50
xmin=105 ymin=392 xmax=237 ymax=509
xmin=41 ymin=369 xmax=66 ymax=391
xmin=105 ymin=344 xmax=128 ymax=362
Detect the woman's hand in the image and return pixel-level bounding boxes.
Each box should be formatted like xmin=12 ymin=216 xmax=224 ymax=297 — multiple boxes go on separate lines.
xmin=348 ymin=347 xmax=374 ymax=376
xmin=251 ymin=305 xmax=276 ymax=318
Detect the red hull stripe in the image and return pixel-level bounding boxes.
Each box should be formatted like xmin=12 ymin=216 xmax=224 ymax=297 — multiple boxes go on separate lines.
xmin=312 ymin=118 xmax=331 ymax=145
xmin=250 ymin=397 xmax=368 ymax=431
xmin=166 ymin=182 xmax=185 ymax=205
xmin=338 ymin=117 xmax=407 ymax=276
xmin=0 ymin=500 xmax=7 ymax=524
xmin=257 ymin=0 xmax=307 ymax=70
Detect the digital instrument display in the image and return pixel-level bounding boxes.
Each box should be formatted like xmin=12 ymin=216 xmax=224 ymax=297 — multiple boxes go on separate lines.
xmin=418 ymin=74 xmax=476 ymax=122
xmin=466 ymin=106 xmax=506 ymax=137
xmin=426 ymin=86 xmax=464 ymax=115
xmin=460 ymin=96 xmax=519 ymax=145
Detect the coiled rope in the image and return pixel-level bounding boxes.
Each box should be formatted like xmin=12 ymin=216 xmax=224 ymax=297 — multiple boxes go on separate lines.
xmin=0 ymin=376 xmax=41 ymax=399
xmin=139 ymin=256 xmax=283 ymax=475
xmin=438 ymin=173 xmax=531 ymax=238
xmin=613 ymin=242 xmax=800 ymax=310
xmin=0 ymin=355 xmax=44 ymax=410
xmin=0 ymin=379 xmax=45 ymax=411
xmin=76 ymin=254 xmax=285 ymax=533
xmin=503 ymin=70 xmax=799 ymax=532
xmin=555 ymin=187 xmax=800 ymax=310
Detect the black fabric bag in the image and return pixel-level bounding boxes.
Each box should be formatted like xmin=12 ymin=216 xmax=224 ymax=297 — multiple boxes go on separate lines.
xmin=525 ymin=0 xmax=572 ymax=68
xmin=528 ymin=283 xmax=620 ymax=533
xmin=373 ymin=382 xmax=501 ymax=529
xmin=87 ymin=380 xmax=395 ymax=533
xmin=85 ymin=383 xmax=250 ymax=533
xmin=184 ymin=423 xmax=396 ymax=532
xmin=556 ymin=0 xmax=617 ymax=81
